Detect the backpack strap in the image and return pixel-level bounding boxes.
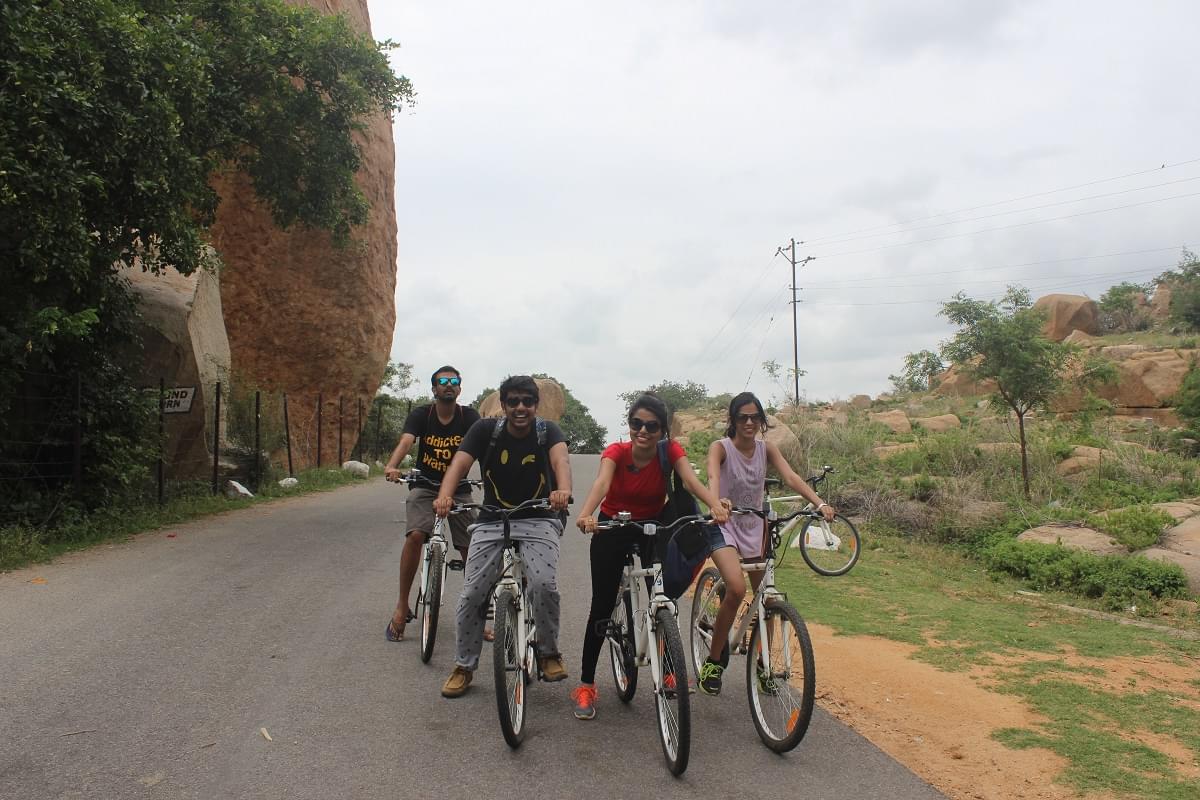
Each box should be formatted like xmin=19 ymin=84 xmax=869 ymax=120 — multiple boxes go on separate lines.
xmin=478 ymin=416 xmax=556 ymax=491
xmin=479 ymin=416 xmax=506 ymax=474
xmin=657 ymin=438 xmax=672 ymax=479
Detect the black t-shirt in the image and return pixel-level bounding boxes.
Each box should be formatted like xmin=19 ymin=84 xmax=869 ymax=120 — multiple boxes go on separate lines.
xmin=458 ymin=418 xmax=567 ymax=521
xmin=402 ymin=404 xmax=481 ymax=484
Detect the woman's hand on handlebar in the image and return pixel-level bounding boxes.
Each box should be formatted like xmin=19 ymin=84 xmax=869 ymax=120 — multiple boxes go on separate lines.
xmin=709 ymin=502 xmax=730 ymax=525
xmin=576 ymin=514 xmax=597 ymax=534
xmin=818 ymin=502 xmax=836 ymax=522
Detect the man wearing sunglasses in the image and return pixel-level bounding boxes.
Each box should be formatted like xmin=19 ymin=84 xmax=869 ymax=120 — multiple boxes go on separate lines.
xmin=382 ymin=365 xmax=481 ymax=642
xmin=433 ymin=375 xmax=573 ymax=697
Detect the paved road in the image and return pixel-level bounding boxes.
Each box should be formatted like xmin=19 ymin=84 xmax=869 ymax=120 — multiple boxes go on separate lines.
xmin=0 ymin=454 xmax=944 ymax=800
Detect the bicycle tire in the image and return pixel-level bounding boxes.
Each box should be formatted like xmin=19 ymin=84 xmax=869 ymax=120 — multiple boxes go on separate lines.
xmin=746 ymin=601 xmax=815 ymax=753
xmin=608 ymin=589 xmax=638 ymax=703
xmin=493 ymin=589 xmax=526 ymax=748
xmin=652 ymin=607 xmax=691 ymax=776
xmin=798 ymin=513 xmax=861 ymax=576
xmin=418 ymin=544 xmax=444 ymax=664
xmin=689 ymin=567 xmax=723 ymax=679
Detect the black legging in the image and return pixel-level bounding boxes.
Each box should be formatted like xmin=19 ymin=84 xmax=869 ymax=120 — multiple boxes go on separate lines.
xmin=580 ymin=517 xmax=656 ymax=685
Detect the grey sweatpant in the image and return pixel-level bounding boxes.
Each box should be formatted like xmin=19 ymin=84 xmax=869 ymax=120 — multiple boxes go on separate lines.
xmin=454 ymin=517 xmax=563 ymax=672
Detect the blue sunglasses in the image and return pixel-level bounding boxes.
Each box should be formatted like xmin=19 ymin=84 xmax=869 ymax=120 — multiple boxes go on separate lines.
xmin=435 ymin=377 xmax=461 ymax=386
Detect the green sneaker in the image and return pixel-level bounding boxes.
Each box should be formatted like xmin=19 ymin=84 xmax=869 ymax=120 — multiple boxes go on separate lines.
xmin=698 ymin=657 xmax=724 ymax=695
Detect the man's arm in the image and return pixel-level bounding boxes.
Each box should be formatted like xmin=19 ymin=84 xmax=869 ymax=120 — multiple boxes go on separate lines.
xmin=547 ymin=441 xmax=572 ymax=511
xmin=433 ymin=450 xmax=475 ymax=516
xmin=384 ymin=433 xmax=417 ymax=482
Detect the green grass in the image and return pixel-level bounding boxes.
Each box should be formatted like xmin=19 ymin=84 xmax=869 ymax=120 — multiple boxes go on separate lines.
xmin=0 ymin=467 xmax=366 ymax=571
xmin=776 ymin=529 xmax=1200 ymax=799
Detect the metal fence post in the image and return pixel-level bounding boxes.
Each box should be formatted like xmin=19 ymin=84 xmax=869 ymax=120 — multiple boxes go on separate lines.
xmin=157 ymin=377 xmax=164 ymax=506
xmin=316 ymin=392 xmax=323 ymax=469
xmin=338 ymin=395 xmax=344 ymax=465
xmin=73 ymin=373 xmax=83 ymax=496
xmin=373 ymin=400 xmax=383 ymax=462
xmin=283 ymin=392 xmax=294 ymax=477
xmin=253 ymin=390 xmax=261 ymax=492
xmin=355 ymin=397 xmax=363 ymax=462
xmin=212 ymin=381 xmax=221 ymax=495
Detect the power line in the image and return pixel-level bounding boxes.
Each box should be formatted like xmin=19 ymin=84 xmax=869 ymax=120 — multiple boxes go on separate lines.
xmin=803 ymin=263 xmax=1178 ymax=292
xmin=744 ymin=315 xmax=777 ymax=390
xmin=689 ymin=251 xmax=780 ymax=366
xmin=804 ymin=175 xmax=1200 ymax=250
xmin=795 ymin=245 xmax=1186 ymax=287
xmin=811 ymin=191 xmax=1200 ymax=259
xmin=798 ymin=156 xmax=1200 ymax=246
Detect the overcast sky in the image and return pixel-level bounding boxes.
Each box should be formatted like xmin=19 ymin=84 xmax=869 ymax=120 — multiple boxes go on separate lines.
xmin=367 ymin=0 xmax=1200 ymax=437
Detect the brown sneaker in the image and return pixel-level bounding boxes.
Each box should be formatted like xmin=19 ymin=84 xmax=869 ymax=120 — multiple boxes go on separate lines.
xmin=442 ymin=666 xmax=473 ymax=697
xmin=539 ymin=655 xmax=567 ymax=682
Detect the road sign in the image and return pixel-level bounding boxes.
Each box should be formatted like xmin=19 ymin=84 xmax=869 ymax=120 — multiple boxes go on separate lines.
xmin=163 ymin=386 xmax=196 ymax=414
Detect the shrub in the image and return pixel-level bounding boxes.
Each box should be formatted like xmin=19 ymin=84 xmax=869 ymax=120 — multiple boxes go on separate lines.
xmin=1087 ymin=505 xmax=1176 ymax=551
xmin=982 ymin=538 xmax=1189 ymax=609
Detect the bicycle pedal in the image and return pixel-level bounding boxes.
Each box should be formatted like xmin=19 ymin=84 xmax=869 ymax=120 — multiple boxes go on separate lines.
xmin=446 ymin=559 xmax=465 ymax=571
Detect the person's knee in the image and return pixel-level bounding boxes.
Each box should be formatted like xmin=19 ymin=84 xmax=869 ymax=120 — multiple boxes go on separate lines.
xmin=723 ymin=579 xmax=746 ymax=605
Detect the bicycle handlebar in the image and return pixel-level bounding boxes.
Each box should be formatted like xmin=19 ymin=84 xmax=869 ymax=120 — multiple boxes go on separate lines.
xmin=394 ymin=469 xmax=482 ymax=491
xmin=451 ymin=496 xmax=573 ymax=516
xmin=731 ymin=505 xmax=818 ymax=527
xmin=592 ymin=512 xmax=716 ymax=536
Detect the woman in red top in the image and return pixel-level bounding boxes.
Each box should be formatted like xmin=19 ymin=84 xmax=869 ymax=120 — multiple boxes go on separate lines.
xmin=569 ymin=394 xmax=730 ymax=721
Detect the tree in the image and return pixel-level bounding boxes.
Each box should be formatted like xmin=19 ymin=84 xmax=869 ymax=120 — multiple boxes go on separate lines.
xmin=618 ymin=379 xmax=711 ymax=413
xmin=1164 ymin=248 xmax=1200 ymax=331
xmin=888 ymin=350 xmax=944 ymax=394
xmin=761 ymin=359 xmax=806 ymax=407
xmin=0 ymin=0 xmax=412 ymax=514
xmin=1098 ymin=282 xmax=1151 ymax=333
xmin=940 ymin=286 xmax=1113 ymax=500
xmin=380 ymin=361 xmax=416 ymax=399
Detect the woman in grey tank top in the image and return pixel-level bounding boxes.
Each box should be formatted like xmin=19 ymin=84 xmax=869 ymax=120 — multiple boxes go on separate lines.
xmin=695 ymin=392 xmax=836 ymax=695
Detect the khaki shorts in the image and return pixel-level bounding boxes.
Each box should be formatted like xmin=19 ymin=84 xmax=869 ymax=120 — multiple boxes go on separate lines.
xmin=405 ymin=486 xmax=477 ymax=550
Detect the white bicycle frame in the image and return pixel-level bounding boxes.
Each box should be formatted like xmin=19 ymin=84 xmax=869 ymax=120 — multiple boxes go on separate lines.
xmin=769 ymin=494 xmax=841 ymax=551
xmin=618 ymin=526 xmax=676 ymax=688
xmin=495 ymin=536 xmax=538 ymax=676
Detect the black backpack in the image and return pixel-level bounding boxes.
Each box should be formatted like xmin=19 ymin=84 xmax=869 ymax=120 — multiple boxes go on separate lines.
xmin=480 ymin=417 xmax=564 ymax=522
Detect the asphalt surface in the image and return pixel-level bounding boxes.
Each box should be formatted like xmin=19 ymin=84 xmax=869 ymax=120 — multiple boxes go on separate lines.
xmin=0 ymin=454 xmax=945 ymax=800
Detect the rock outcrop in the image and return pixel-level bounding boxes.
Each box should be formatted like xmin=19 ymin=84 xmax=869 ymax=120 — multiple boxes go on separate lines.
xmin=123 ymin=265 xmax=230 ymax=478
xmin=477 ymin=378 xmax=567 ymax=421
xmin=869 ymin=409 xmax=912 ymax=434
xmin=912 ymin=414 xmax=960 ymax=433
xmin=1033 ymin=294 xmax=1100 ymax=341
xmin=208 ymin=0 xmax=397 ymax=469
xmin=933 ymin=363 xmax=997 ymax=397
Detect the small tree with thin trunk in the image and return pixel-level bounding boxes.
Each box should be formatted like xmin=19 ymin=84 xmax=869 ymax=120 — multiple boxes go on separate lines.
xmin=939 ymin=286 xmax=1112 ymax=500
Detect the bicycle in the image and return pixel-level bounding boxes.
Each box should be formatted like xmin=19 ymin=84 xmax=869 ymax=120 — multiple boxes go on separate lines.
xmin=397 ymin=470 xmax=482 ymax=663
xmin=594 ymin=512 xmax=709 ymax=776
xmin=449 ymin=496 xmax=566 ymax=749
xmin=689 ymin=506 xmax=816 ymax=753
xmin=768 ymin=466 xmax=861 ymax=576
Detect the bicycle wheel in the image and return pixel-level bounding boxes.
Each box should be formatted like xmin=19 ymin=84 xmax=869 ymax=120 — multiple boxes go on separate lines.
xmin=652 ymin=607 xmax=691 ymax=776
xmin=798 ymin=513 xmax=861 ymax=576
xmin=689 ymin=567 xmax=722 ymax=679
xmin=493 ymin=589 xmax=526 ymax=748
xmin=746 ymin=601 xmax=815 ymax=753
xmin=418 ymin=544 xmax=444 ymax=664
xmin=607 ymin=588 xmax=638 ymax=703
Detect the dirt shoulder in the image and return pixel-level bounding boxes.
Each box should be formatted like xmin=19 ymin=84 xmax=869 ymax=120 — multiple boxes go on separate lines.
xmin=810 ymin=623 xmax=1200 ymax=800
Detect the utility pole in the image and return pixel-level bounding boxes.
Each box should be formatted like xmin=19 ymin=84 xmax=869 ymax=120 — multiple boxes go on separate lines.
xmin=776 ymin=239 xmax=815 ymax=408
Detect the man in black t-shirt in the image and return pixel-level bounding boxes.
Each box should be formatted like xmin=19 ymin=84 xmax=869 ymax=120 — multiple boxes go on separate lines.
xmin=382 ymin=365 xmax=481 ymax=642
xmin=433 ymin=375 xmax=573 ymax=698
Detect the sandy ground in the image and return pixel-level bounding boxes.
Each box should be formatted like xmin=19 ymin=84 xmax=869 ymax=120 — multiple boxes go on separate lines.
xmin=809 ymin=624 xmax=1200 ymax=800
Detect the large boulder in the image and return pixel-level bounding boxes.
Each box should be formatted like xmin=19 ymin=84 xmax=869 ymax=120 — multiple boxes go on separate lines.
xmin=1017 ymin=524 xmax=1124 ymax=555
xmin=912 ymin=414 xmax=960 ymax=433
xmin=1033 ymin=294 xmax=1100 ymax=342
xmin=123 ymin=265 xmax=230 ymax=478
xmin=1096 ymin=350 xmax=1195 ymax=408
xmin=477 ymin=378 xmax=567 ymax=421
xmin=208 ymin=0 xmax=397 ymax=470
xmin=869 ymin=409 xmax=912 ymax=434
xmin=933 ymin=363 xmax=997 ymax=397
xmin=1149 ymin=282 xmax=1173 ymax=320
xmin=764 ymin=415 xmax=802 ymax=462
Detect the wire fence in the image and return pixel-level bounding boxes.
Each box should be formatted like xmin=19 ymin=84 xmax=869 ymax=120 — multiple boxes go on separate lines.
xmin=1 ymin=370 xmax=405 ymax=524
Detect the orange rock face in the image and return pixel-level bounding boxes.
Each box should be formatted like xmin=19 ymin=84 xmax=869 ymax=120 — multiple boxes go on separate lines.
xmin=208 ymin=0 xmax=396 ymax=468
xmin=1033 ymin=293 xmax=1100 ymax=341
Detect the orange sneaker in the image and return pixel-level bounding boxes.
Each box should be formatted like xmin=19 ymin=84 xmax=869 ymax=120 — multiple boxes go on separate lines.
xmin=570 ymin=683 xmax=597 ymax=720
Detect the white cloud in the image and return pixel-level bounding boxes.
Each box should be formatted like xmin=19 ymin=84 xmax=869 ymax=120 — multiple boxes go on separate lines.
xmin=370 ymin=0 xmax=1200 ymax=437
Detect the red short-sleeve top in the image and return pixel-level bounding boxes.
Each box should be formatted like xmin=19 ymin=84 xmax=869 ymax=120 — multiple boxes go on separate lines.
xmin=598 ymin=440 xmax=687 ymax=520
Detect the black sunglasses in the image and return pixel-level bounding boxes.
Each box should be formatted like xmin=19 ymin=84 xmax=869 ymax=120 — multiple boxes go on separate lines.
xmin=504 ymin=395 xmax=537 ymax=409
xmin=735 ymin=412 xmax=764 ymax=424
xmin=435 ymin=376 xmax=461 ymax=386
xmin=628 ymin=418 xmax=662 ymax=434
